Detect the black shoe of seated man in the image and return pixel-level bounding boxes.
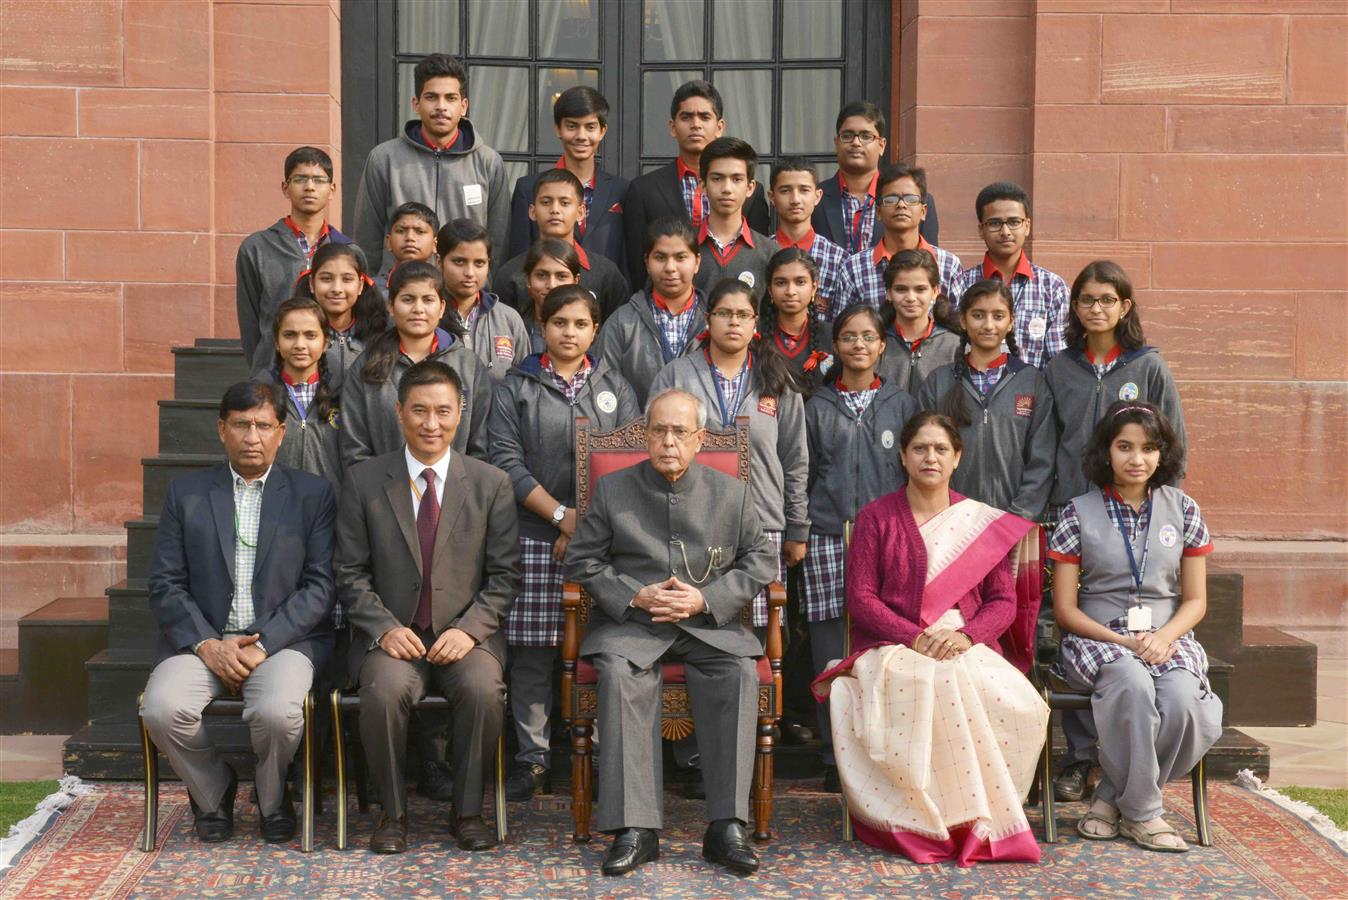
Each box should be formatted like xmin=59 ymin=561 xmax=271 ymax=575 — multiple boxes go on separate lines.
xmin=602 ymin=827 xmax=660 ymax=876
xmin=416 ymin=759 xmax=455 ymax=802
xmin=1053 ymin=760 xmax=1092 ymax=803
xmin=449 ymin=811 xmax=497 ymax=851
xmin=821 ymin=766 xmax=841 ymax=794
xmin=259 ymin=786 xmax=297 ymax=843
xmin=505 ymin=762 xmax=550 ymax=802
xmin=778 ymin=717 xmax=815 ymax=745
xmin=678 ymin=765 xmax=706 ymax=800
xmin=703 ymin=818 xmax=759 ymax=875
xmin=369 ymin=814 xmax=407 ymax=854
xmin=191 ymin=765 xmax=238 ymax=843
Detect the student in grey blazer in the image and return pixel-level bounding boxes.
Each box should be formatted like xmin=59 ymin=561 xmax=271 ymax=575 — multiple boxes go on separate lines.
xmin=336 ymin=361 xmax=521 ymax=855
xmin=563 ymin=389 xmax=777 ymax=878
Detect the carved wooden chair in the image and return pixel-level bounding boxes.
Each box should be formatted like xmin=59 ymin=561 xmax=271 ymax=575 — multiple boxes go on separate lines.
xmin=560 ymin=416 xmax=786 ymax=843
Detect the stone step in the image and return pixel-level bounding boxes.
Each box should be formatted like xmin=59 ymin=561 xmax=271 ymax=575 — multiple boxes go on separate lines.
xmin=1196 ymin=570 xmax=1245 ymax=663
xmin=84 ymin=647 xmax=156 ymax=726
xmin=142 ymin=453 xmax=223 ymax=517
xmin=158 ymin=399 xmax=222 ymax=454
xmin=173 ymin=343 xmax=249 ymax=401
xmin=0 ymin=650 xmax=19 ymax=732
xmin=1230 ymin=626 xmax=1318 ymax=727
xmin=6 ymin=597 xmax=109 ymax=735
xmin=106 ymin=580 xmax=156 ymax=653
xmin=124 ymin=518 xmax=157 ymax=582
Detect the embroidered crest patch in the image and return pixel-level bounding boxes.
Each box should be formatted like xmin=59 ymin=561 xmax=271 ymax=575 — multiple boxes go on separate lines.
xmin=493 ymin=336 xmax=514 ymax=360
xmin=1015 ymin=394 xmax=1034 ymax=417
xmin=757 ymin=396 xmax=777 ymax=416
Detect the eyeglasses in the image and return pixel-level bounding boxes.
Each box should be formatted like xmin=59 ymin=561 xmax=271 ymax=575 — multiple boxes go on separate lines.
xmin=1074 ymin=296 xmax=1123 ymax=310
xmin=709 ymin=309 xmax=756 ymax=322
xmin=288 ymin=175 xmax=332 ymax=187
xmin=226 ymin=419 xmax=278 ymax=435
xmin=647 ymin=425 xmax=702 ymax=442
xmin=835 ymin=332 xmax=881 ymax=346
xmin=837 ymin=130 xmax=879 ymax=145
xmin=982 ymin=217 xmax=1026 ymax=232
xmin=878 ymin=193 xmax=923 ymax=208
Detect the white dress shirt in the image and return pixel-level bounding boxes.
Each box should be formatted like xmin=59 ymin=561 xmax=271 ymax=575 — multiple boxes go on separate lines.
xmin=405 ymin=446 xmax=450 ymax=515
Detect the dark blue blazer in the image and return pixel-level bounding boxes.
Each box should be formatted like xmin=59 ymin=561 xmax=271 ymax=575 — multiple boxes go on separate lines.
xmin=147 ymin=463 xmax=337 ymax=666
xmin=507 ymin=165 xmax=630 ymax=273
xmin=812 ymin=168 xmax=940 ymax=250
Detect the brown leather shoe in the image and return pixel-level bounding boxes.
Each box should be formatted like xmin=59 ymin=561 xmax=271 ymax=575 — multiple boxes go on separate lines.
xmin=450 ymin=813 xmax=496 ymax=851
xmin=369 ymin=814 xmax=407 ymax=854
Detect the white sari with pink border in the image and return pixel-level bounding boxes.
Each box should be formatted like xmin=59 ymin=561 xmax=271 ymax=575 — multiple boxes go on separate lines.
xmin=816 ymin=498 xmax=1049 ymax=866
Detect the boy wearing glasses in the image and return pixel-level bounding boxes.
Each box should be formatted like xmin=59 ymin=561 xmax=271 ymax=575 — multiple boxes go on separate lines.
xmin=692 ymin=138 xmax=774 ymax=295
xmin=951 ymin=182 xmax=1069 ymax=369
xmin=812 ymin=101 xmax=939 ymax=252
xmin=833 ymin=164 xmax=961 ymax=312
xmin=236 ymin=146 xmax=353 ymax=373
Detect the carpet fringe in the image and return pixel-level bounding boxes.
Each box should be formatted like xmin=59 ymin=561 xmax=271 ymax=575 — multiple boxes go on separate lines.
xmin=1234 ymin=768 xmax=1348 ymax=854
xmin=0 ymin=775 xmax=95 ymax=871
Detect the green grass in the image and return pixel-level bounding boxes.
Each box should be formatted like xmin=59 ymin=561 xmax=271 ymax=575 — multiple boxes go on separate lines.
xmin=0 ymin=781 xmax=59 ymax=834
xmin=1282 ymin=786 xmax=1348 ymax=830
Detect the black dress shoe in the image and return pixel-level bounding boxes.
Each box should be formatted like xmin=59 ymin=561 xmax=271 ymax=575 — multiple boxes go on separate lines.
xmin=369 ymin=814 xmax=407 ymax=854
xmin=601 ymin=828 xmax=659 ymax=876
xmin=450 ymin=812 xmax=496 ymax=851
xmin=1053 ymin=760 xmax=1092 ymax=803
xmin=679 ymin=766 xmax=706 ymax=800
xmin=191 ymin=765 xmax=238 ymax=843
xmin=702 ymin=818 xmax=759 ymax=875
xmin=505 ymin=763 xmax=550 ymax=802
xmin=416 ymin=759 xmax=455 ymax=802
xmin=259 ymin=787 xmax=297 ymax=843
xmin=822 ymin=766 xmax=842 ymax=794
xmin=779 ymin=718 xmax=815 ymax=745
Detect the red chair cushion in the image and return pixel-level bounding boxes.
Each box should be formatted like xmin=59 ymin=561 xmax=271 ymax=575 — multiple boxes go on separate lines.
xmin=575 ymin=655 xmax=773 ymax=686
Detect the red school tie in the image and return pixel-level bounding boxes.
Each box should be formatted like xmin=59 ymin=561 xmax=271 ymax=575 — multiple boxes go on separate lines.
xmin=413 ymin=468 xmax=440 ymax=630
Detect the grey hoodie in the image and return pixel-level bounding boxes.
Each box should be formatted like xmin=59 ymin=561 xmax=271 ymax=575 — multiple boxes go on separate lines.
xmin=488 ymin=354 xmax=641 ymax=542
xmin=877 ymin=323 xmax=961 ymax=396
xmin=917 ymin=357 xmax=1057 ymax=521
xmin=265 ymin=367 xmax=345 ymax=495
xmin=339 ymin=327 xmax=494 ymax=467
xmin=650 ymin=353 xmax=810 ymax=541
xmin=352 ymin=118 xmax=510 ymax=271
xmin=445 ymin=291 xmax=532 ymax=381
xmin=1044 ymin=345 xmax=1186 ymax=507
xmin=804 ymin=380 xmax=917 ymax=536
xmin=594 ymin=290 xmax=707 ymax=407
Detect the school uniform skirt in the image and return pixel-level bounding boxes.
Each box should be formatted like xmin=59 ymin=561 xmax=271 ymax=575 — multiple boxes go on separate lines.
xmin=750 ymin=530 xmax=785 ymax=628
xmin=504 ymin=537 xmax=564 ymax=647
xmin=801 ymin=532 xmax=847 ymax=623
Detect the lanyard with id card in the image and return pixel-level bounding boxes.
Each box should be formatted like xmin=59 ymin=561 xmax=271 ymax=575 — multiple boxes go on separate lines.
xmin=1112 ymin=493 xmax=1153 ymax=632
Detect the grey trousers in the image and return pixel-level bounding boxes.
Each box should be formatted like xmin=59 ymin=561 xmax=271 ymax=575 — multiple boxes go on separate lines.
xmin=1066 ymin=656 xmax=1222 ymax=821
xmin=140 ymin=649 xmax=313 ymax=816
xmin=1060 ymin=709 xmax=1100 ymax=768
xmin=591 ymin=632 xmax=757 ymax=832
xmin=507 ymin=644 xmax=558 ymax=768
xmin=807 ymin=616 xmax=847 ymax=766
xmin=358 ymin=645 xmax=505 ymax=819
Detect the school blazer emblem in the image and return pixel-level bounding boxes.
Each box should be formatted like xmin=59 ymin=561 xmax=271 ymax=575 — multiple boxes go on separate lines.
xmin=494 ymin=335 xmax=514 ymax=360
xmin=1014 ymin=394 xmax=1034 ymax=417
xmin=757 ymin=396 xmax=777 ymax=416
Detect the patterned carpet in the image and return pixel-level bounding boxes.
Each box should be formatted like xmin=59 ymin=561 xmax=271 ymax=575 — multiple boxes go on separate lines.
xmin=2 ymin=779 xmax=1345 ymax=899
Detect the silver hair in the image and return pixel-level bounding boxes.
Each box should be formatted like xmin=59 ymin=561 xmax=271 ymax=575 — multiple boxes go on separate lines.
xmin=644 ymin=388 xmax=707 ymax=430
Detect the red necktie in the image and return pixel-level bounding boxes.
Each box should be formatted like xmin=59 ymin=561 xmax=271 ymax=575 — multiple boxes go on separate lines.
xmin=413 ymin=468 xmax=439 ymax=630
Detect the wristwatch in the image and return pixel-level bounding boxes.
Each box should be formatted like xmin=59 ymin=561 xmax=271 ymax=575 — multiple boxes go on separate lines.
xmin=551 ymin=505 xmax=567 ymax=526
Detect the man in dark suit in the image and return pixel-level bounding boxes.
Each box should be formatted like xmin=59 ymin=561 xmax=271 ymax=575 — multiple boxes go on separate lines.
xmin=141 ymin=381 xmax=336 ymax=845
xmin=812 ymin=99 xmax=940 ymax=251
xmin=621 ymin=80 xmax=771 ymax=285
xmin=564 ymin=389 xmax=777 ymax=877
xmin=507 ymin=86 xmax=629 ymax=272
xmin=336 ymin=360 xmax=520 ymax=854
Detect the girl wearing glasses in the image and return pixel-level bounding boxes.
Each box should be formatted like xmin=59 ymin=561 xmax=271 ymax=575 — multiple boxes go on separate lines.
xmin=802 ymin=303 xmax=917 ymax=789
xmin=650 ymin=278 xmax=808 ymax=629
xmin=760 ymin=248 xmax=835 ymax=396
xmin=876 ymin=250 xmax=961 ymax=396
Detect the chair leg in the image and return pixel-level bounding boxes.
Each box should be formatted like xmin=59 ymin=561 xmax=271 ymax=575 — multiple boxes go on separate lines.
xmin=570 ymin=719 xmax=593 ymax=843
xmin=330 ymin=689 xmax=348 ymax=851
xmin=752 ymin=717 xmax=774 ymax=843
xmin=494 ymin=732 xmax=508 ymax=844
xmin=350 ymin=711 xmax=370 ymax=816
xmin=1041 ymin=702 xmax=1058 ymax=844
xmin=138 ymin=700 xmax=159 ymax=853
xmin=1192 ymin=755 xmax=1212 ymax=847
xmin=301 ymin=692 xmax=315 ymax=853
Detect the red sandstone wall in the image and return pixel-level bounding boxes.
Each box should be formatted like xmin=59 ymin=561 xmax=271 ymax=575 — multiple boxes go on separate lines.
xmin=0 ymin=0 xmax=342 ymax=643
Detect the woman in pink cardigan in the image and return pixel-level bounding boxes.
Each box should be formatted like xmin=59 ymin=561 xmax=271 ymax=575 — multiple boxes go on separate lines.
xmin=814 ymin=411 xmax=1049 ymax=866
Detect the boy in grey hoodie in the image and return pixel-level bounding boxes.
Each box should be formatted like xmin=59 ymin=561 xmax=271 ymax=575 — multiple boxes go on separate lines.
xmin=352 ymin=54 xmax=510 ymax=272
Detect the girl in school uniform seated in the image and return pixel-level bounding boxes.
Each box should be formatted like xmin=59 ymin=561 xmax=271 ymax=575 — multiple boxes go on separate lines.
xmin=917 ymin=280 xmax=1056 ymax=670
xmin=802 ymin=303 xmax=917 ymax=788
xmin=296 ymin=242 xmax=390 ymax=380
xmin=877 ymin=249 xmax=960 ymax=396
xmin=520 ymin=239 xmax=582 ymax=355
xmin=1049 ymin=401 xmax=1221 ymax=853
xmin=594 ymin=217 xmax=708 ymax=408
xmin=438 ymin=219 xmax=531 ymax=381
xmin=760 ymin=248 xmax=835 ymax=396
xmin=340 ymin=260 xmax=493 ymax=466
xmin=488 ymin=284 xmax=640 ymax=803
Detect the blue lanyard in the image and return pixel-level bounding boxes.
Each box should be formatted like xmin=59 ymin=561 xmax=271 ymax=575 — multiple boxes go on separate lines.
xmin=284 ymin=380 xmax=312 ymax=420
xmin=1108 ymin=490 xmax=1152 ymax=597
xmin=709 ymin=354 xmax=749 ymax=430
xmin=654 ymin=294 xmax=698 ymax=363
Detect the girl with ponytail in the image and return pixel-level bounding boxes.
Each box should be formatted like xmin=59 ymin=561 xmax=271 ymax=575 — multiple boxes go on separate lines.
xmin=268 ymin=295 xmax=344 ymax=490
xmin=876 ymin=249 xmax=961 ymax=396
xmin=297 ymin=242 xmax=390 ymax=379
xmin=761 ymin=248 xmax=835 ymax=396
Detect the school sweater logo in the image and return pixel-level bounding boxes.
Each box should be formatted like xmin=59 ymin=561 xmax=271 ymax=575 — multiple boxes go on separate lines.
xmin=758 ymin=396 xmax=777 ymax=416
xmin=881 ymin=429 xmax=894 ymax=449
xmin=1158 ymin=524 xmax=1179 ymax=548
xmin=1015 ymin=394 xmax=1035 ymax=417
xmin=596 ymin=390 xmax=618 ymax=413
xmin=493 ymin=336 xmax=514 ymax=361
xmin=738 ymin=272 xmax=756 ymax=289
xmin=1119 ymin=382 xmax=1139 ymax=400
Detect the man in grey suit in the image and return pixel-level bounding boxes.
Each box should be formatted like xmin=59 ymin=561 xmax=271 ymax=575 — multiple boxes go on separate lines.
xmin=336 ymin=360 xmax=520 ymax=854
xmin=564 ymin=389 xmax=777 ymax=876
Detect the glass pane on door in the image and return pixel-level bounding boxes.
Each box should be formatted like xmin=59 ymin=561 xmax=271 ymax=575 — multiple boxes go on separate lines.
xmin=782 ymin=0 xmax=842 ymax=59
xmin=780 ymin=69 xmax=841 ymax=154
xmin=714 ymin=69 xmax=773 ymax=155
xmin=468 ymin=0 xmax=529 ymax=57
xmin=397 ymin=0 xmax=461 ymax=56
xmin=642 ymin=68 xmax=701 ymax=157
xmin=538 ymin=68 xmax=601 ymax=156
xmin=712 ymin=0 xmax=772 ymax=61
xmin=472 ymin=66 xmax=531 ymax=153
xmin=643 ymin=0 xmax=704 ymax=62
xmin=539 ymin=0 xmax=600 ymax=60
